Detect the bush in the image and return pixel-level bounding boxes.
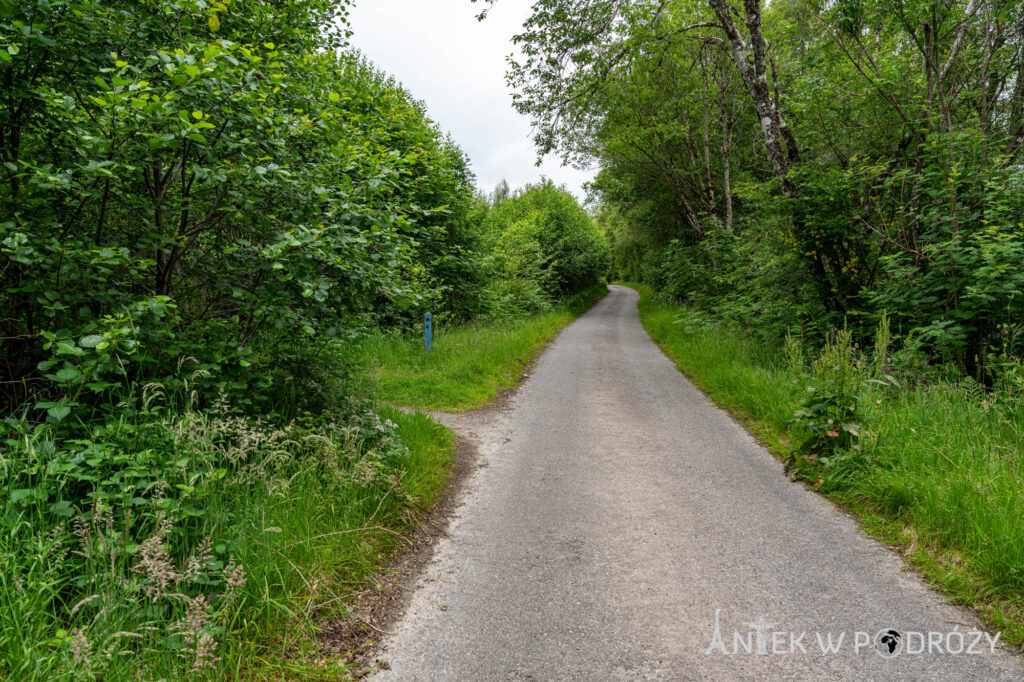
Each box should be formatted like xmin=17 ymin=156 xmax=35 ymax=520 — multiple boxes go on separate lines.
xmin=481 ymin=218 xmax=555 ymax=316
xmin=0 ymin=4 xmax=474 ymax=676
xmin=640 ymin=217 xmax=820 ymax=342
xmin=0 ymin=2 xmax=480 ymax=416
xmin=483 ymin=180 xmax=611 ymax=301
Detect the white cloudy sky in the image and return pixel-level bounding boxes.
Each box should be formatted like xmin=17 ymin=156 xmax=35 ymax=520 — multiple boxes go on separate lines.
xmin=346 ymin=0 xmax=595 ymax=200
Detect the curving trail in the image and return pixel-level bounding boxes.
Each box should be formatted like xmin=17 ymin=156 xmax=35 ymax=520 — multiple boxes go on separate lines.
xmin=374 ymin=285 xmax=1022 ymax=681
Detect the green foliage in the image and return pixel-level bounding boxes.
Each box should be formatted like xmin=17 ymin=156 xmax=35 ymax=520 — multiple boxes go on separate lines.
xmin=0 ymin=1 xmax=481 ymax=416
xmin=0 ymin=382 xmax=453 ymax=679
xmin=482 ymin=180 xmax=611 ymax=314
xmin=0 ymin=2 xmax=495 ymax=677
xmin=789 ymin=329 xmax=864 ymax=464
xmin=639 ymin=218 xmax=821 ymax=341
xmin=790 ymin=144 xmax=1024 ymax=368
xmin=499 ymin=0 xmax=1024 ymax=380
xmin=483 ymin=218 xmax=555 ymax=316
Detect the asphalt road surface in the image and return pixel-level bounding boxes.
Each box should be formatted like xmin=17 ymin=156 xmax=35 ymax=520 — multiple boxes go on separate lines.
xmin=374 ymin=285 xmax=1023 ymax=681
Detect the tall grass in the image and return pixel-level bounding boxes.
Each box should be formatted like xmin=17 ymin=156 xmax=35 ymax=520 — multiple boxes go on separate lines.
xmin=1 ymin=388 xmax=453 ymax=680
xmin=222 ymin=406 xmax=453 ymax=679
xmin=626 ymin=283 xmax=1024 ymax=643
xmin=359 ymin=284 xmax=607 ymax=411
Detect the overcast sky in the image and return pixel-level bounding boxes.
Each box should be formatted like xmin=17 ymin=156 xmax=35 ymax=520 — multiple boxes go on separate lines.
xmin=346 ymin=0 xmax=595 ymax=200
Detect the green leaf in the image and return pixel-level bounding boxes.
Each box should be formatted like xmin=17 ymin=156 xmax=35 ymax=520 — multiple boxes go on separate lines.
xmin=53 ymin=367 xmax=82 ymax=383
xmin=11 ymin=489 xmax=34 ymax=504
xmin=48 ymin=405 xmax=72 ymax=422
xmin=49 ymin=501 xmax=75 ymax=517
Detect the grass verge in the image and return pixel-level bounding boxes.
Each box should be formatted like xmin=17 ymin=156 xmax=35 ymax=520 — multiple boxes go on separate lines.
xmin=2 ymin=280 xmax=604 ymax=680
xmin=237 ymin=406 xmax=454 ymax=679
xmin=621 ymin=282 xmax=1024 ymax=647
xmin=359 ymin=284 xmax=607 ymax=411
xmin=1 ymin=394 xmax=453 ymax=681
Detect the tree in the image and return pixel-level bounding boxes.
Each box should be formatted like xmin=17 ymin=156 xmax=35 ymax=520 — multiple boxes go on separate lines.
xmin=0 ymin=1 xmax=480 ymax=412
xmin=477 ymin=0 xmax=1024 ymax=370
xmin=482 ymin=180 xmax=611 ymax=313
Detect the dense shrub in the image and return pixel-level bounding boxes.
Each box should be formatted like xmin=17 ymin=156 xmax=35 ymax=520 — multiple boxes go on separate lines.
xmin=0 ymin=2 xmax=474 ymax=677
xmin=0 ymin=1 xmax=480 ymax=417
xmin=636 ymin=220 xmax=821 ymax=342
xmin=482 ymin=180 xmax=611 ymax=314
xmin=1 ymin=382 xmax=424 ymax=679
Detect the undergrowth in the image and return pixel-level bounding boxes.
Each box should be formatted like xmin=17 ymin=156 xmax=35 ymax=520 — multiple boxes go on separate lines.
xmin=1 ymin=377 xmax=453 ymax=680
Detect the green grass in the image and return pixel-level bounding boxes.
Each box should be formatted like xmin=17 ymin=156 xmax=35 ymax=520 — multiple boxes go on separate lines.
xmin=622 ymin=282 xmax=1024 ymax=646
xmin=236 ymin=406 xmax=454 ymax=680
xmin=1 ymin=396 xmax=454 ymax=681
xmin=359 ymin=284 xmax=607 ymax=411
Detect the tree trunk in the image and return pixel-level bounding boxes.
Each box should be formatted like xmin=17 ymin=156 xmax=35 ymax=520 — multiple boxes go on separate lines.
xmin=722 ymin=122 xmax=733 ymax=230
xmin=702 ymin=126 xmax=718 ymax=221
xmin=707 ymin=0 xmax=798 ymax=198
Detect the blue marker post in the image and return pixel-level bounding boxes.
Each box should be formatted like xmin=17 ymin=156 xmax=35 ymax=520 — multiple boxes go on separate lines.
xmin=424 ymin=313 xmax=432 ymax=354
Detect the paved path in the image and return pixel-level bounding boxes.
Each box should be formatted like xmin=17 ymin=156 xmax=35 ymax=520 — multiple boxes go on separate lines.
xmin=374 ymin=285 xmax=1022 ymax=680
